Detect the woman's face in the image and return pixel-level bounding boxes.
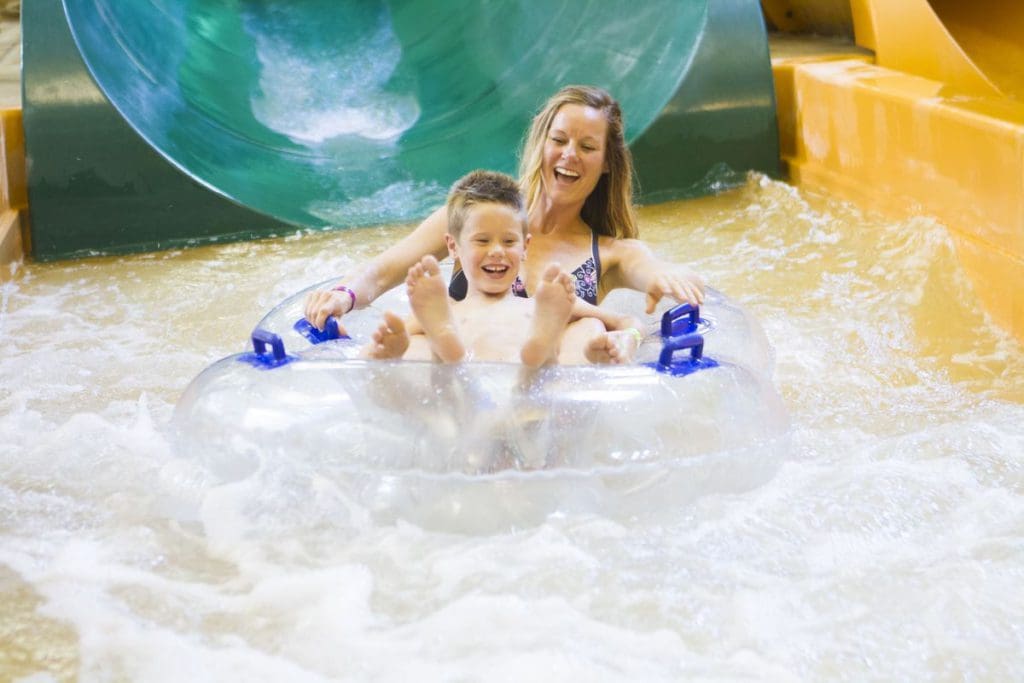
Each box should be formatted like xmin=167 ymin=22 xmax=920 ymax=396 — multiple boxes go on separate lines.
xmin=542 ymin=103 xmax=609 ymax=207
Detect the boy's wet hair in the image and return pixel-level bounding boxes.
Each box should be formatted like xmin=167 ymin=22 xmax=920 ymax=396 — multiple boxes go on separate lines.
xmin=446 ymin=170 xmax=527 ymax=238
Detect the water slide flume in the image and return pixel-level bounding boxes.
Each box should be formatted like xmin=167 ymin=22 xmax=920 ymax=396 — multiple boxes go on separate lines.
xmin=24 ymin=0 xmax=778 ymax=258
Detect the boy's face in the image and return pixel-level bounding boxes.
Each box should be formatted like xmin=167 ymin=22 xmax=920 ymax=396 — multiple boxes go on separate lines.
xmin=447 ymin=202 xmax=528 ymax=296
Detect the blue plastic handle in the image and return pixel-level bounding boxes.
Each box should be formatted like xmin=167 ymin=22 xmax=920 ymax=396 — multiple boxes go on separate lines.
xmin=252 ymin=328 xmax=287 ymax=362
xmin=647 ymin=330 xmax=719 ymax=377
xmin=658 ymin=331 xmax=704 ymax=367
xmin=239 ymin=328 xmax=295 ymax=369
xmin=293 ymin=316 xmax=349 ymax=344
xmin=661 ymin=303 xmax=700 ymax=338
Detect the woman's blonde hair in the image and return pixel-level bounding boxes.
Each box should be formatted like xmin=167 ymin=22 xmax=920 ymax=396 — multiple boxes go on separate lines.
xmin=518 ymin=85 xmax=638 ymax=239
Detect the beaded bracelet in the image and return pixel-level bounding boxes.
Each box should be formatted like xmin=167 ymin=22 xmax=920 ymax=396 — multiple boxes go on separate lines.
xmin=332 ymin=285 xmax=357 ymax=313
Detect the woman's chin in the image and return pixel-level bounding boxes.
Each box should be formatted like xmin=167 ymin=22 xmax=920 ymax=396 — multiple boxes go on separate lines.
xmin=546 ymin=180 xmax=590 ymax=205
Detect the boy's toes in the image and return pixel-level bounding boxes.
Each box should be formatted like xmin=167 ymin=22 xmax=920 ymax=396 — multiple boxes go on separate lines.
xmin=421 ymin=255 xmax=441 ymax=276
xmin=540 ymin=262 xmax=561 ymax=282
xmin=556 ymin=270 xmax=574 ymax=294
xmin=382 ymin=310 xmax=405 ymax=334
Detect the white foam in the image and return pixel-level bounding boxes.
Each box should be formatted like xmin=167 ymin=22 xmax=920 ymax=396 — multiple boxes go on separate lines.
xmin=3 ymin=181 xmax=1024 ymax=678
xmin=248 ymin=10 xmax=419 ymax=146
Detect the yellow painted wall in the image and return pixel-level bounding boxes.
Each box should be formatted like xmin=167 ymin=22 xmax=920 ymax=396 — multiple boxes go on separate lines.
xmin=0 ymin=107 xmax=25 ymax=278
xmin=771 ymin=2 xmax=1024 ymax=342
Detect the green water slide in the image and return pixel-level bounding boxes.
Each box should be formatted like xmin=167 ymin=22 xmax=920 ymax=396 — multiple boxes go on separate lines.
xmin=23 ymin=0 xmax=779 ymax=260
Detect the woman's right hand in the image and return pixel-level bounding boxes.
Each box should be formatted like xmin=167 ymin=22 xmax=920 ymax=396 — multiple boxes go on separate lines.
xmin=301 ymin=205 xmax=450 ymax=332
xmin=304 ymin=289 xmax=353 ymax=331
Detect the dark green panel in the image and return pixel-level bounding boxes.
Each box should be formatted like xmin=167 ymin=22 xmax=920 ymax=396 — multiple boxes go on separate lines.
xmin=633 ymin=0 xmax=781 ymax=203
xmin=22 ymin=0 xmax=284 ymax=261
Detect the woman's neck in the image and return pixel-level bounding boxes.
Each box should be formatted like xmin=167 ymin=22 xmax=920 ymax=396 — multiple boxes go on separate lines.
xmin=529 ymin=194 xmax=588 ymax=236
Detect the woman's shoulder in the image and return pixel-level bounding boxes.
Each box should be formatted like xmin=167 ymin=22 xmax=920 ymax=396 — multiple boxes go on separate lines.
xmin=596 ymin=234 xmax=649 ymax=263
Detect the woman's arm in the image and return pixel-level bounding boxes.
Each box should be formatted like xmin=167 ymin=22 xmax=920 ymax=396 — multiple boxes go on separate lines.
xmin=569 ymin=299 xmax=642 ymax=333
xmin=600 ymin=238 xmax=706 ymax=314
xmin=304 ymin=206 xmax=450 ymax=330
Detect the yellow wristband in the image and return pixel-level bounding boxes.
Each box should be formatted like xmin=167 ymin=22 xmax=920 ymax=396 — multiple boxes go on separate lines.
xmin=625 ymin=327 xmax=643 ymax=343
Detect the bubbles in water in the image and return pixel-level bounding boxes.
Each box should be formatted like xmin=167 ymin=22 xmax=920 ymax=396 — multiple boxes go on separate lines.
xmin=247 ymin=7 xmax=420 ymax=145
xmin=306 ymin=180 xmax=446 ymax=228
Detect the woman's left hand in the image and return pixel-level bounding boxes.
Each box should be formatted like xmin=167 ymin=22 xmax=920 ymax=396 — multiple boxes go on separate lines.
xmin=605 ymin=239 xmax=707 ymax=314
xmin=644 ymin=269 xmax=705 ymax=314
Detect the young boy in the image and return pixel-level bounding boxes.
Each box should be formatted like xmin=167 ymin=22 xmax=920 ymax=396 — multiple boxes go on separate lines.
xmin=364 ymin=170 xmax=631 ymax=366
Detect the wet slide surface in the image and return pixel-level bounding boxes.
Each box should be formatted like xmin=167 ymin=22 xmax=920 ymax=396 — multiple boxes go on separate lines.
xmin=861 ymin=0 xmax=1024 ymax=100
xmin=24 ymin=0 xmax=778 ymax=258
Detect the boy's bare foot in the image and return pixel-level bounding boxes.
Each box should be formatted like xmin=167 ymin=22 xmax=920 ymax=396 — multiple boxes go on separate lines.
xmin=586 ymin=329 xmax=640 ymax=364
xmin=521 ymin=263 xmax=575 ymax=367
xmin=584 ymin=333 xmax=623 ymax=364
xmin=407 ymin=255 xmax=466 ymax=363
xmin=364 ymin=311 xmax=410 ymax=359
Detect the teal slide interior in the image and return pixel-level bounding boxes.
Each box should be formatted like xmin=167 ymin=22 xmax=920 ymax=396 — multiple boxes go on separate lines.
xmin=22 ymin=0 xmax=778 ymax=259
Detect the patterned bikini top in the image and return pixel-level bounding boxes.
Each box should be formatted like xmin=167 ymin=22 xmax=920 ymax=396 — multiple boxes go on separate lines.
xmin=447 ymin=231 xmax=602 ymax=304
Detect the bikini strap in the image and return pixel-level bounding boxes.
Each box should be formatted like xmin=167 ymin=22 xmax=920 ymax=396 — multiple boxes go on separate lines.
xmin=448 ymin=268 xmax=468 ymax=301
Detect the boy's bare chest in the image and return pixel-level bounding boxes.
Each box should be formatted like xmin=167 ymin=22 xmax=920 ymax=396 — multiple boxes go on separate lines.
xmin=453 ymin=299 xmax=533 ymax=359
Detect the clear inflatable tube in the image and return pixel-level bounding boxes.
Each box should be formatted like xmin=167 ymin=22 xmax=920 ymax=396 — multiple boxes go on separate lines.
xmin=173 ymin=268 xmax=789 ymax=532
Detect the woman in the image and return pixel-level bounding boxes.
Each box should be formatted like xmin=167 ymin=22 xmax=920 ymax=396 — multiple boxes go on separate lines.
xmin=304 ymin=85 xmax=705 ymax=356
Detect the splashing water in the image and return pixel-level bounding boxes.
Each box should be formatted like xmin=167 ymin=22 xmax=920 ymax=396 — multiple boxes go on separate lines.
xmin=1 ymin=175 xmax=1022 ymax=680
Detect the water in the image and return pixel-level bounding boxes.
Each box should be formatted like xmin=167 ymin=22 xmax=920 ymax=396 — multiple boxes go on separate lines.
xmin=2 ymin=175 xmax=1023 ymax=680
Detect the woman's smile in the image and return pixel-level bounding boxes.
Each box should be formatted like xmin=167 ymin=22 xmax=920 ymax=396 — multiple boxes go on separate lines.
xmin=554 ymin=166 xmax=581 ymax=183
